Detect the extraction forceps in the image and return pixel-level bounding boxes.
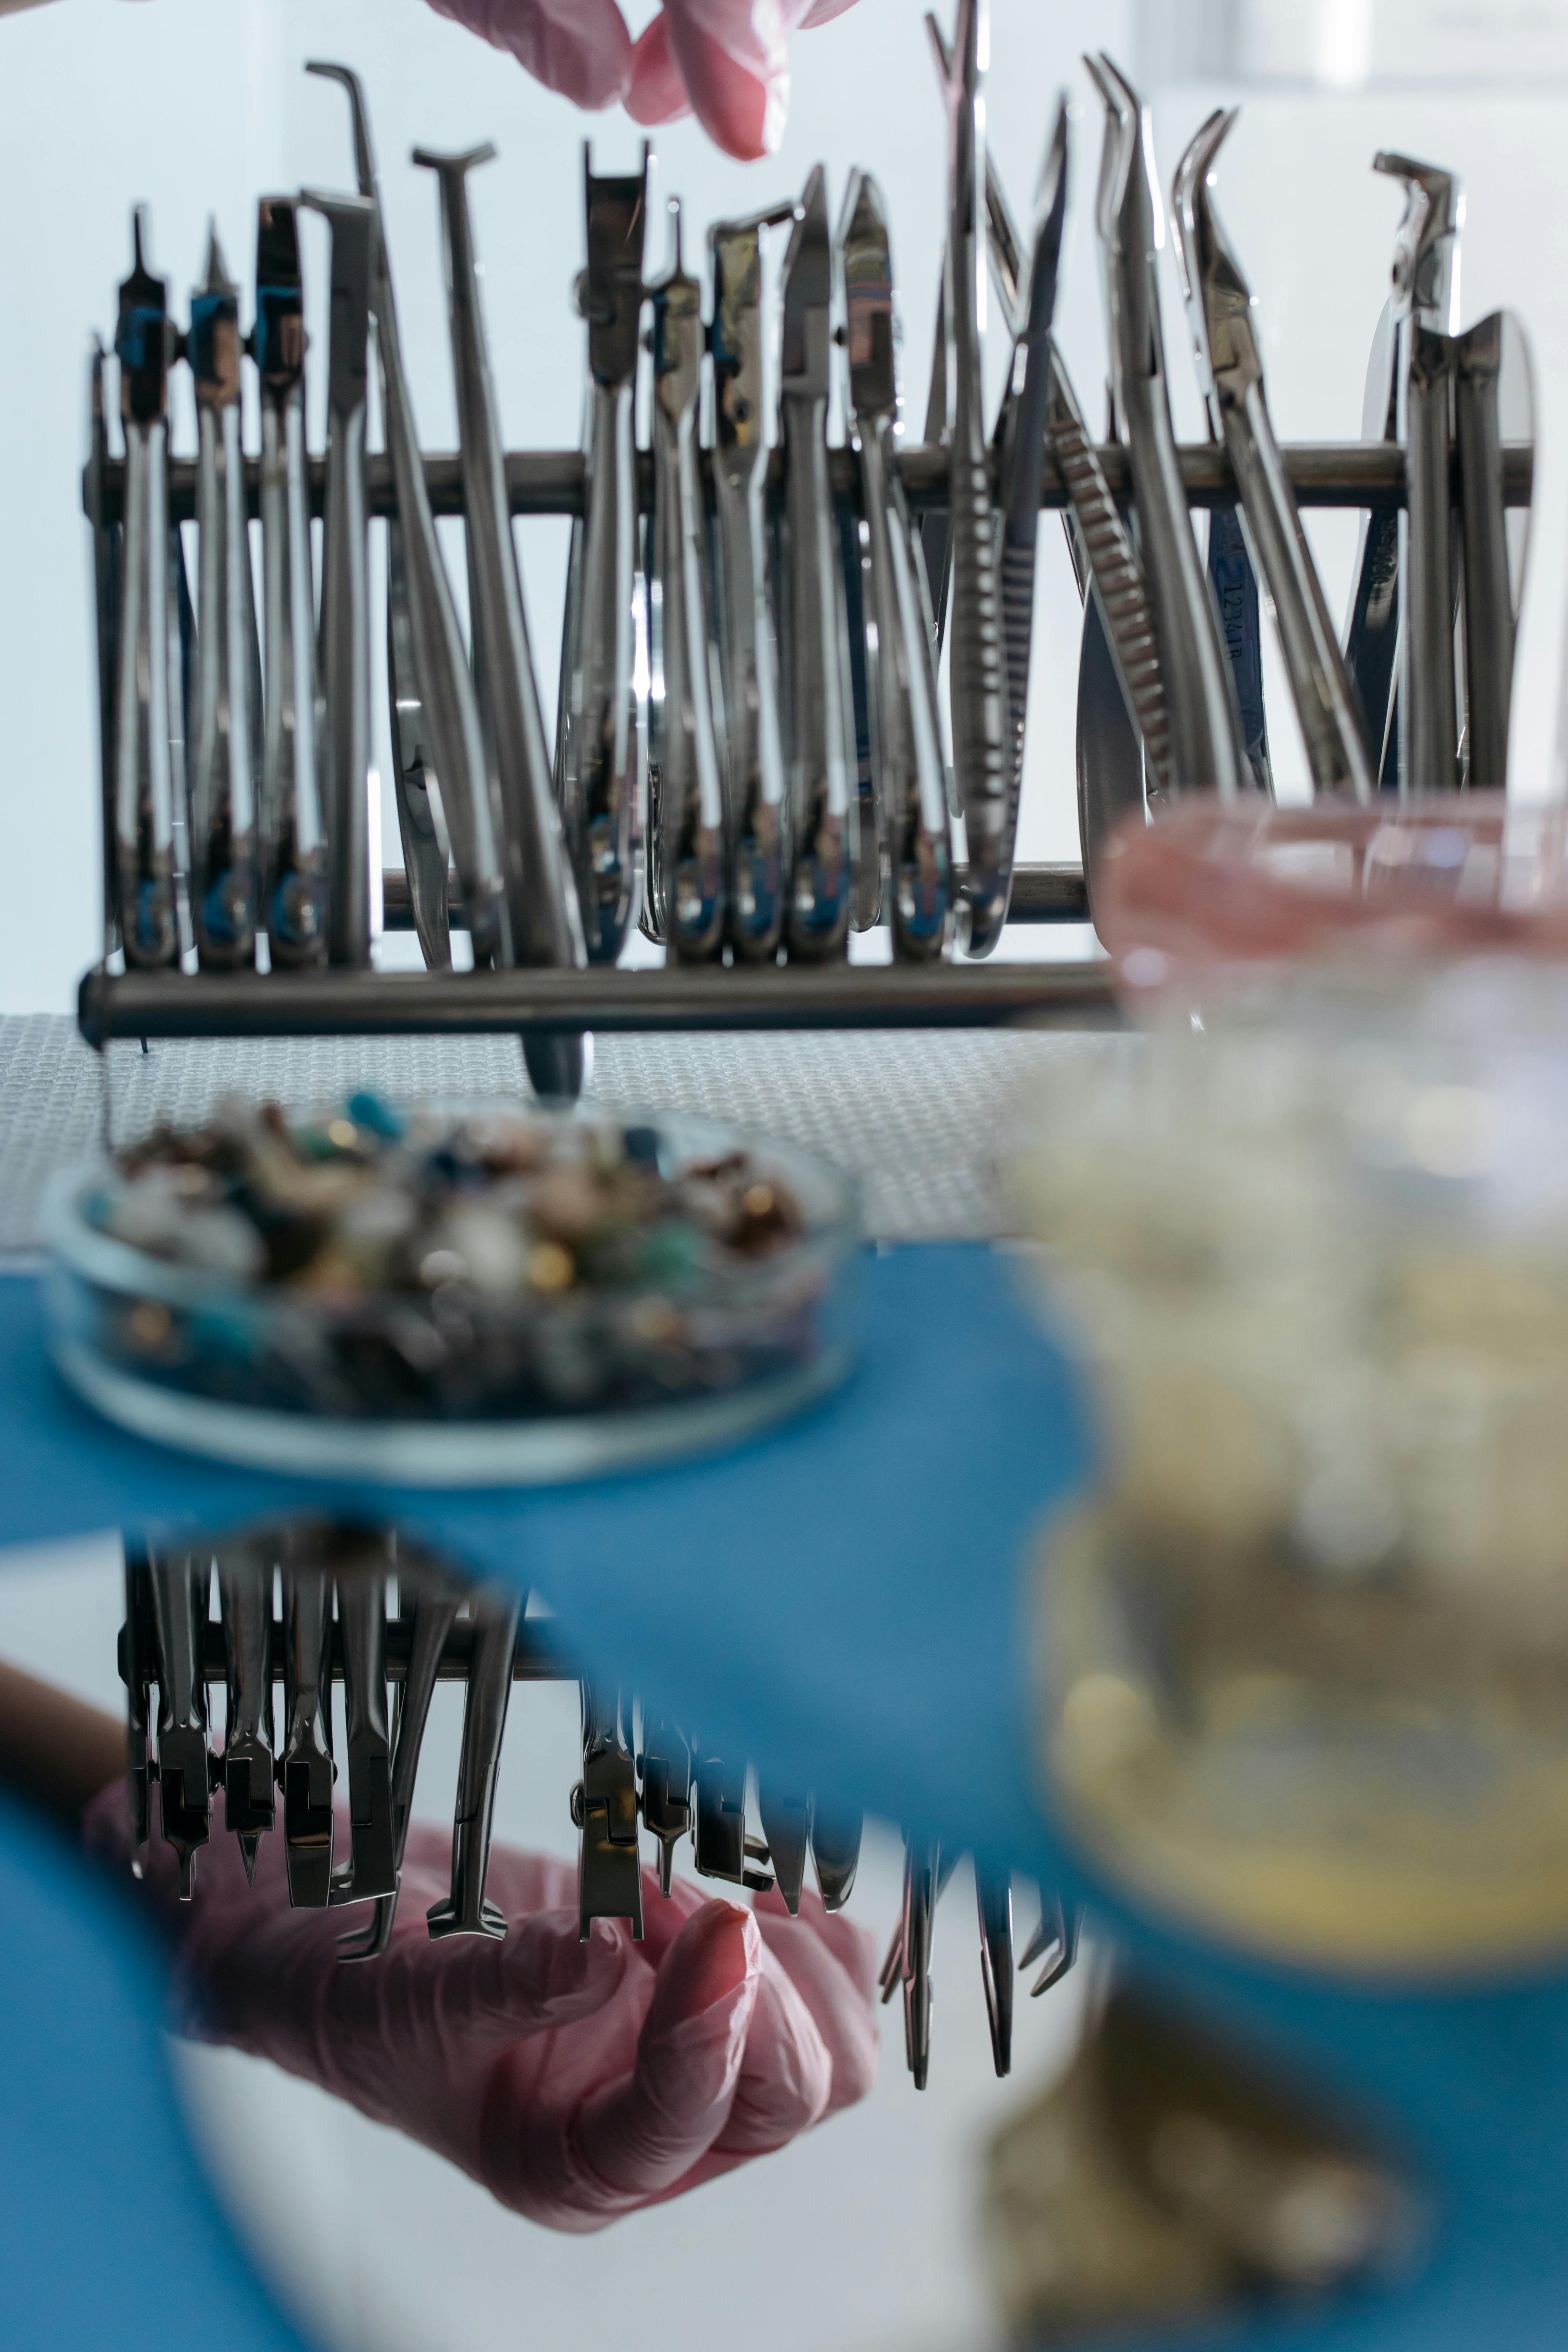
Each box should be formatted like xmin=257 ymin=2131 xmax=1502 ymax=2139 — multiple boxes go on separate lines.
xmin=1375 ymin=152 xmax=1464 ymax=793
xmin=1172 ymin=112 xmax=1373 ymax=801
xmin=778 ymin=164 xmax=855 ymax=960
xmin=187 ymin=228 xmax=259 ymax=966
xmin=645 ymin=198 xmax=727 ymax=961
xmin=149 ymin=1552 xmax=212 ymax=1898
xmin=254 ymin=197 xmax=327 ymax=965
xmin=297 ymin=190 xmax=375 ymax=968
xmin=1348 ymin=154 xmax=1461 ymax=787
xmin=637 ymin=1712 xmax=692 ymax=1898
xmin=414 ymin=140 xmax=591 ymax=1095
xmin=217 ymin=1546 xmax=274 ymax=1882
xmin=327 ymin=1542 xmax=397 ymax=1909
xmin=112 ymin=211 xmax=179 ymax=969
xmin=428 ymin=1585 xmax=521 ymax=1941
xmin=338 ymin=1552 xmax=462 ymax=1962
xmin=710 ymin=205 xmax=793 ymax=960
xmin=307 ymin=64 xmax=510 ymax=973
xmin=930 ymin=0 xmax=1013 ymax=954
xmin=839 ymin=170 xmax=956 ymax=960
xmin=1088 ymin=55 xmax=1245 ymax=799
xmin=279 ymin=1558 xmax=336 ymax=1908
xmin=576 ymin=1681 xmax=644 ymax=1937
xmin=975 ymin=124 xmax=1164 ymax=906
xmin=559 ymin=149 xmax=649 ymax=964
xmin=86 ymin=341 xmax=122 ymax=958
xmin=1455 ymin=310 xmax=1531 ymax=787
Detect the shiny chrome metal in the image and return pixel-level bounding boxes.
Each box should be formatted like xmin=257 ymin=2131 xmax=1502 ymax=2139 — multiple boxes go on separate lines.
xmin=328 ymin=1547 xmax=397 ymax=1908
xmin=757 ymin=1787 xmax=810 ymax=1915
xmin=255 ymin=197 xmax=328 ymax=966
xmin=1087 ymin=55 xmax=1245 ymax=798
xmin=307 ymin=65 xmax=510 ymax=971
xmin=994 ymin=106 xmax=1068 ymax=892
xmin=414 ymin=140 xmax=591 ymax=1095
xmin=694 ymin=1749 xmax=772 ymax=1890
xmin=576 ymin=1681 xmax=644 ymax=1936
xmin=217 ymin=1548 xmax=274 ymax=1883
xmin=647 ymin=199 xmax=726 ymax=962
xmin=297 ymin=190 xmax=374 ymax=967
xmin=916 ymin=263 xmax=953 ymax=663
xmin=112 ymin=211 xmax=179 ymax=969
xmin=1375 ymin=151 xmax=1463 ymax=793
xmin=710 ymin=207 xmax=792 ymax=961
xmin=149 ymin=1551 xmax=211 ymax=1899
xmin=1455 ymin=310 xmax=1524 ymax=789
xmin=976 ymin=1865 xmax=1013 ymax=2077
xmin=932 ymin=0 xmax=1013 ymax=953
xmin=811 ymin=1802 xmax=861 ymax=1910
xmin=780 ymin=164 xmax=855 ymax=960
xmin=1345 ymin=302 xmax=1402 ymax=785
xmin=839 ymin=169 xmax=956 ymax=960
xmin=637 ymin=1712 xmax=692 ymax=1899
xmin=1173 ymin=112 xmax=1373 ymax=801
xmin=901 ymin=1836 xmax=938 ymax=2088
xmin=1018 ymin=1890 xmax=1077 ymax=1996
xmin=428 ymin=1584 xmax=521 ymax=1941
xmin=1048 ymin=357 xmax=1169 ymax=787
xmin=86 ymin=340 xmax=123 ymax=960
xmin=280 ymin=1560 xmax=336 ymax=1908
xmin=188 ymin=227 xmax=259 ymax=966
xmin=560 ymin=147 xmax=649 ymax=965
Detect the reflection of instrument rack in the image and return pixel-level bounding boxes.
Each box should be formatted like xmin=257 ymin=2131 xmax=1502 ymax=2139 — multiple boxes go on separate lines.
xmin=118 ymin=1532 xmax=1068 ymax=2081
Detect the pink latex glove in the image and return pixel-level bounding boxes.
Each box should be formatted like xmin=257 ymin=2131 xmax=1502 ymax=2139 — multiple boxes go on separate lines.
xmin=425 ymin=0 xmax=862 ymax=159
xmin=85 ymin=1781 xmax=878 ymax=2232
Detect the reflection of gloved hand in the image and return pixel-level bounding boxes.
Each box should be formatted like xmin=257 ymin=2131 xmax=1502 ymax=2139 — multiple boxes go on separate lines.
xmin=84 ymin=1783 xmax=878 ymax=2232
xmin=422 ymin=0 xmax=861 ymax=160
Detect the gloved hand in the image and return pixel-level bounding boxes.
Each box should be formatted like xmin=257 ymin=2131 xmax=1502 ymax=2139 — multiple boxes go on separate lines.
xmin=422 ymin=0 xmax=862 ymax=159
xmin=84 ymin=1781 xmax=878 ymax=2232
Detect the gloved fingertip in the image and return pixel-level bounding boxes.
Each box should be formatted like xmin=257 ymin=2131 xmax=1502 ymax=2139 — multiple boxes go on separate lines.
xmin=644 ymin=1899 xmax=756 ymax=2040
xmin=662 ymin=6 xmax=782 ymax=160
xmin=626 ymin=10 xmax=693 ymax=124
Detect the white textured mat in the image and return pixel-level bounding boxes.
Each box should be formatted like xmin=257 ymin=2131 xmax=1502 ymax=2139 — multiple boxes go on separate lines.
xmin=0 ymin=1016 xmax=1130 ymax=1255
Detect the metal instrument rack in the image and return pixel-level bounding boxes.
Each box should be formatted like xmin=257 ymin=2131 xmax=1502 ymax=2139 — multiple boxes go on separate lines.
xmin=81 ymin=435 xmax=1526 ymax=1054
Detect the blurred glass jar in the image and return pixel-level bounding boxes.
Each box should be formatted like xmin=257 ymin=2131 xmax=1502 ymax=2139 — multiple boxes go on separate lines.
xmin=1013 ymin=956 xmax=1568 ymax=1973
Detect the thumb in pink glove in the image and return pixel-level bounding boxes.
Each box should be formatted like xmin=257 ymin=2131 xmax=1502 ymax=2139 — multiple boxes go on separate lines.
xmin=85 ymin=1780 xmax=878 ymax=2232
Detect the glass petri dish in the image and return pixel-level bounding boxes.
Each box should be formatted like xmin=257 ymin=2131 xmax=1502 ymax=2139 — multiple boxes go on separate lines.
xmin=44 ymin=1104 xmax=861 ymax=1486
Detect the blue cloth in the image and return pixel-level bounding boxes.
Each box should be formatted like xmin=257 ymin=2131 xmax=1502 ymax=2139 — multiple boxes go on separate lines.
xmin=5 ymin=1249 xmax=1568 ymax=2350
